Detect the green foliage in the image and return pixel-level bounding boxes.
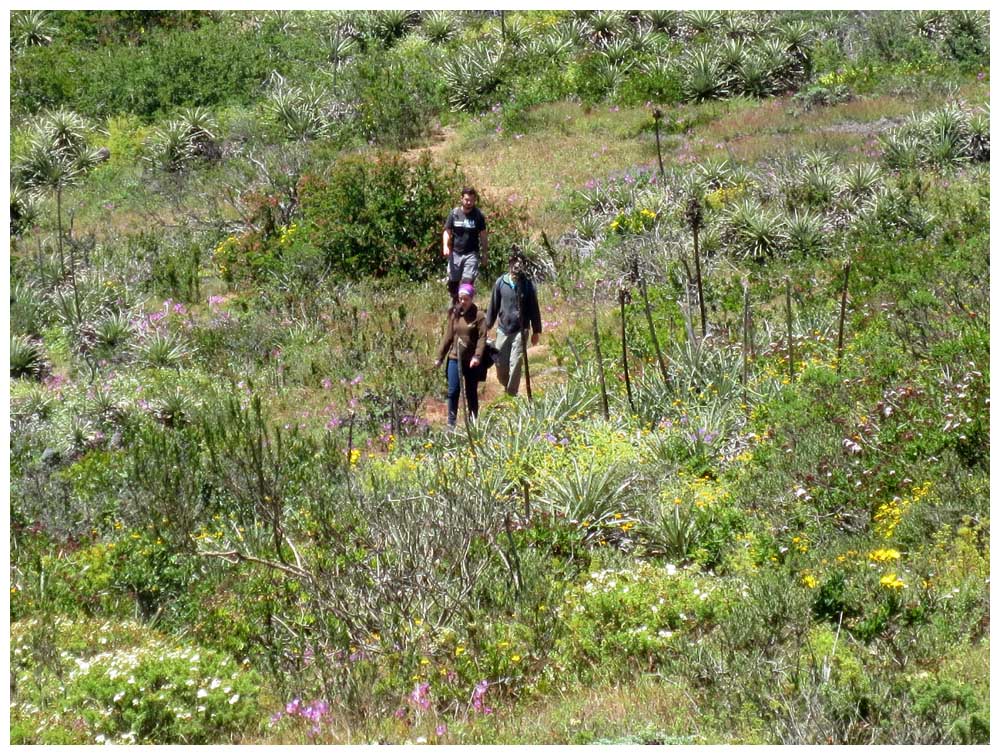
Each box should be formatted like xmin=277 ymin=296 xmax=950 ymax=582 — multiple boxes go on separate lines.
xmin=348 ymin=42 xmax=446 ymax=148
xmin=10 ymin=617 xmax=263 ymax=744
xmin=297 ymin=152 xmax=457 ymax=280
xmin=11 ymin=334 xmax=47 ymax=379
xmin=13 ymin=18 xmax=293 ymax=119
xmin=5 ymin=9 xmax=992 ymax=745
xmin=553 ymin=561 xmax=714 ymax=680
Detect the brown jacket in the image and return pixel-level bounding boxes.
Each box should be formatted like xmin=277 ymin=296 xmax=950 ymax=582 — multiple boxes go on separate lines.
xmin=436 ymin=303 xmax=487 ymax=365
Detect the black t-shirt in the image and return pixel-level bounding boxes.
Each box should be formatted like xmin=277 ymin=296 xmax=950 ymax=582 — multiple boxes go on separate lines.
xmin=445 ymin=206 xmax=486 ymax=255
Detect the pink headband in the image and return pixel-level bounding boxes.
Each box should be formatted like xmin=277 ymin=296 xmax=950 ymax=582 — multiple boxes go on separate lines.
xmin=458 ymin=283 xmax=475 ymax=298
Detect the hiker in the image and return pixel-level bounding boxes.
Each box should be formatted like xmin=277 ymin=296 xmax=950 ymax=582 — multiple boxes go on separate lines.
xmin=442 ymin=187 xmax=488 ymax=304
xmin=485 ymin=248 xmax=542 ymax=397
xmin=434 ymin=282 xmax=487 ymax=428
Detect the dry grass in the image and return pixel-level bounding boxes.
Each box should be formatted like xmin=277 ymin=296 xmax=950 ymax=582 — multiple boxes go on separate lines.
xmin=437 ymin=102 xmax=660 ymax=236
xmin=252 ymin=675 xmax=734 ymax=745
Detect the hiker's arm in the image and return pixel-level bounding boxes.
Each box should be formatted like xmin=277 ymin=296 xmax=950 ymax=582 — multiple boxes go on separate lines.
xmin=442 ymin=228 xmax=452 ymax=258
xmin=485 ymin=283 xmax=499 ymax=330
xmin=434 ymin=318 xmax=453 ymax=365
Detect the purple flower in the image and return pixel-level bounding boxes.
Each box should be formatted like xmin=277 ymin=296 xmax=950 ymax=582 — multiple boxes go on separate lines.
xmin=471 ymin=680 xmax=493 ymax=715
xmin=394 ymin=707 xmax=407 ymax=720
xmin=208 ymin=294 xmax=225 ymax=308
xmin=270 ymin=711 xmax=284 ymax=724
xmin=286 ymin=698 xmax=301 ymax=715
xmin=436 ymin=724 xmax=447 ymax=736
xmin=410 ymin=682 xmax=431 ymax=711
xmin=350 ymin=374 xmax=363 ymax=386
xmin=321 ymin=378 xmax=333 ymax=390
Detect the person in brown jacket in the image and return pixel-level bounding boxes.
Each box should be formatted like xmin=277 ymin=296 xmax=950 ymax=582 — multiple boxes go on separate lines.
xmin=434 ymin=282 xmax=487 ymax=428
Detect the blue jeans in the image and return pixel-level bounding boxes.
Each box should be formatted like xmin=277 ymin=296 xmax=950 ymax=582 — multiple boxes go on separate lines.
xmin=446 ymin=358 xmax=479 ymax=426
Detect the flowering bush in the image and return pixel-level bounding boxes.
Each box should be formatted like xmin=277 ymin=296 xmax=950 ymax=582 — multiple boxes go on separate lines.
xmin=552 ymin=561 xmax=717 ymax=679
xmin=10 ymin=617 xmax=262 ymax=744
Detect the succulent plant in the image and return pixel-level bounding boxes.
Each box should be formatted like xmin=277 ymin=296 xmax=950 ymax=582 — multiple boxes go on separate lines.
xmin=367 ymin=9 xmax=417 ymax=46
xmin=684 ymin=9 xmax=723 ymax=36
xmin=11 ymin=10 xmax=55 ymax=50
xmin=420 ymin=10 xmax=459 ymax=44
xmin=840 ymin=162 xmax=883 ymax=201
xmin=906 ymin=10 xmax=948 ymax=40
xmin=784 ymin=208 xmax=828 ymax=257
xmin=725 ymin=198 xmax=786 ymax=259
xmin=11 ymin=334 xmax=46 ymax=379
xmin=644 ymin=9 xmax=681 ymax=37
xmin=682 ymin=47 xmax=729 ymax=103
xmin=140 ymin=331 xmax=191 ymax=369
xmin=588 ymin=10 xmax=627 ymax=43
xmin=441 ymin=42 xmax=507 ymax=113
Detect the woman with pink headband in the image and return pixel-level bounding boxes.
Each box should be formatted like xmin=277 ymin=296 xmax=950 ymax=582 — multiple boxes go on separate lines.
xmin=434 ymin=282 xmax=487 ymax=429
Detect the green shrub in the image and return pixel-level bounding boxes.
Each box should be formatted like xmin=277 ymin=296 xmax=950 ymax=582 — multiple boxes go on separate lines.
xmin=13 ymin=18 xmax=286 ymax=118
xmin=348 ymin=42 xmax=446 ymax=148
xmin=552 ymin=561 xmax=716 ymax=680
xmin=10 ymin=616 xmax=264 ymax=744
xmin=297 ymin=152 xmax=458 ymax=280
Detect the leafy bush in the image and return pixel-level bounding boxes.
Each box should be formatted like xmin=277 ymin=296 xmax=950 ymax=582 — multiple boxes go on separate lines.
xmin=296 ymin=152 xmax=458 ymax=280
xmin=347 ymin=42 xmax=446 ymax=148
xmin=553 ymin=561 xmax=716 ymax=680
xmin=13 ymin=18 xmax=292 ymax=118
xmin=10 ymin=617 xmax=263 ymax=744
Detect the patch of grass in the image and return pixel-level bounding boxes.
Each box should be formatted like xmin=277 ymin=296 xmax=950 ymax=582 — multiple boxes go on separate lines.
xmin=457 ymin=676 xmax=743 ymax=744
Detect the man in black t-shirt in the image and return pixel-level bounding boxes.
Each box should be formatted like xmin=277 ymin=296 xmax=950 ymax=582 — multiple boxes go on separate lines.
xmin=442 ymin=187 xmax=488 ymax=304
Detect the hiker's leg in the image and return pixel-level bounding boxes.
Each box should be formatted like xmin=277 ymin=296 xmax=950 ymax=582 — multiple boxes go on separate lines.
xmin=494 ymin=329 xmax=512 ymax=388
xmin=463 ymin=367 xmax=480 ymax=420
xmin=447 ymin=254 xmax=463 ymax=305
xmin=505 ymin=330 xmax=525 ymax=397
xmin=446 ymin=359 xmax=460 ymax=426
xmin=461 ymin=253 xmax=480 ymax=286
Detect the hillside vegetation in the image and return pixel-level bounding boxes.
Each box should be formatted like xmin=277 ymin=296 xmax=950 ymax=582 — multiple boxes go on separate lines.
xmin=9 ymin=10 xmax=989 ymax=745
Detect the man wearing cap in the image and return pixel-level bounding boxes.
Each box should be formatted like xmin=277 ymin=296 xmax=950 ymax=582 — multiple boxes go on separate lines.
xmin=486 ymin=249 xmax=542 ymax=397
xmin=442 ymin=187 xmax=488 ymax=304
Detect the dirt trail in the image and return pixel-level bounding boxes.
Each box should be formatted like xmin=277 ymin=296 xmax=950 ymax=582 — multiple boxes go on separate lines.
xmin=407 ymin=125 xmax=575 ymax=426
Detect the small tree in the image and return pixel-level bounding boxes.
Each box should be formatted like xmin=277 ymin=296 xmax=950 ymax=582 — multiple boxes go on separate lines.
xmin=13 ymin=110 xmax=102 ymax=298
